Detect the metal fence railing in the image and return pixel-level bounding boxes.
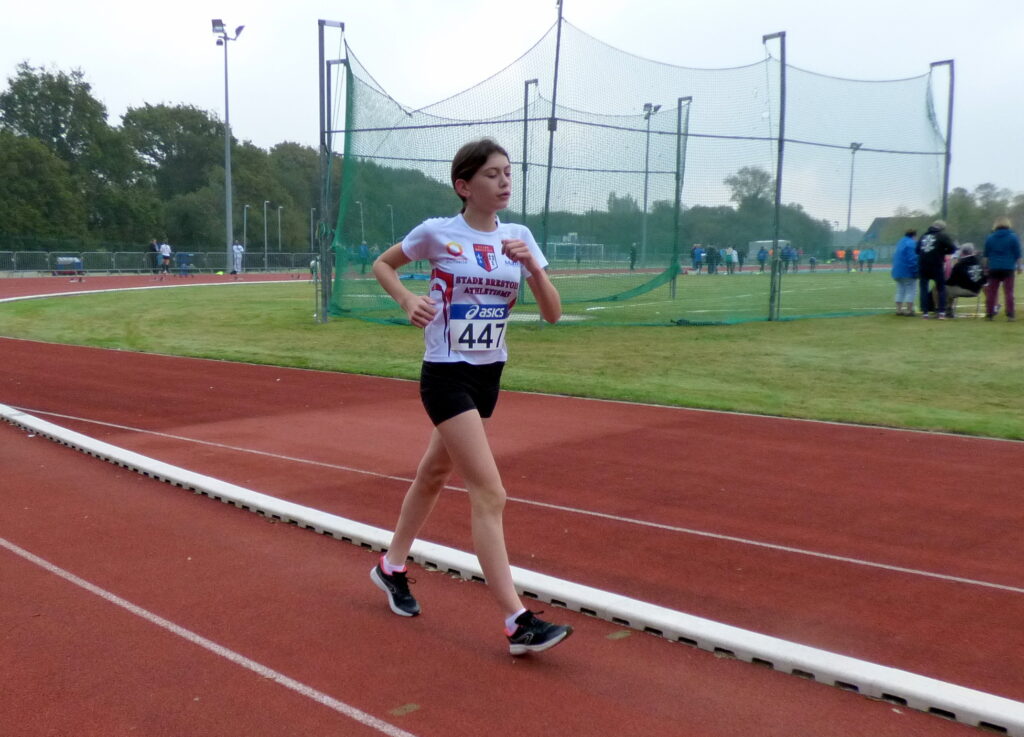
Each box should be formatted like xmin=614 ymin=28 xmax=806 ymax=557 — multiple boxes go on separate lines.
xmin=0 ymin=251 xmax=317 ymax=275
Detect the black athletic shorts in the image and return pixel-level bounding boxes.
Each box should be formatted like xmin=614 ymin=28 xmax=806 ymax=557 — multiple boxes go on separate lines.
xmin=419 ymin=361 xmax=505 ymax=426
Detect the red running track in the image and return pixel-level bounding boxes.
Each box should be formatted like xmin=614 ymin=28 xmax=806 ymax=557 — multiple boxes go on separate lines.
xmin=2 ymin=327 xmax=1021 ymax=735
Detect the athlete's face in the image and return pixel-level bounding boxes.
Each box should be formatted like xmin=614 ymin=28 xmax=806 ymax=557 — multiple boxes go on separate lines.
xmin=458 ymin=152 xmax=512 ymax=213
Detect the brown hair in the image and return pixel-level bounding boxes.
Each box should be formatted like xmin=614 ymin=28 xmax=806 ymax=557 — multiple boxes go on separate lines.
xmin=450 ymin=138 xmax=509 ymax=212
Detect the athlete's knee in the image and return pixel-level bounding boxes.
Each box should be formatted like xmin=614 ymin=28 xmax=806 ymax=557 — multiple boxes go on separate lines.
xmin=470 ymin=484 xmax=507 ymax=516
xmin=415 ymin=454 xmax=453 ymax=492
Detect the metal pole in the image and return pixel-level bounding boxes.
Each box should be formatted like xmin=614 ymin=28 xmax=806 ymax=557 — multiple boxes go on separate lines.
xmin=243 ymin=204 xmax=249 ymax=248
xmin=641 ymin=102 xmax=660 ymax=268
xmin=930 ymin=59 xmax=955 ymax=219
xmin=317 ymin=20 xmax=343 ymax=323
xmin=355 ymin=200 xmax=365 ymax=242
xmin=310 ymin=208 xmax=315 ymax=252
xmin=263 ymin=200 xmax=269 ymax=270
xmin=387 ymin=204 xmax=395 ymax=245
xmin=522 ymin=78 xmax=537 ymax=228
xmin=763 ymin=31 xmax=787 ymax=322
xmin=540 ymin=0 xmax=565 ymax=257
xmin=222 ymin=36 xmax=233 ymax=274
xmin=846 ymin=142 xmax=862 ymax=232
xmin=671 ymin=96 xmax=692 ymax=298
xmin=277 ymin=206 xmax=283 ymax=252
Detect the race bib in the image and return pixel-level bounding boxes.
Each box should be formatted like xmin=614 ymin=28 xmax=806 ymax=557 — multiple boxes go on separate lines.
xmin=449 ymin=303 xmax=508 ymax=352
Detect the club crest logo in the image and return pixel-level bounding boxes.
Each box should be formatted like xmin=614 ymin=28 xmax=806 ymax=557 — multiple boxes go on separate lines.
xmin=473 ymin=243 xmax=498 ymax=272
xmin=445 ymin=241 xmax=464 ymax=257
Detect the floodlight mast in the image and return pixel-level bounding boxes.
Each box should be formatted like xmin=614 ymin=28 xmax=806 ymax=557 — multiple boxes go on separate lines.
xmin=212 ymin=19 xmax=244 ymax=275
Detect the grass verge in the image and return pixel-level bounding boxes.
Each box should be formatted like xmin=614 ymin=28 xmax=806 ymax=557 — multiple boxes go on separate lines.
xmin=1 ymin=282 xmax=1021 ymax=439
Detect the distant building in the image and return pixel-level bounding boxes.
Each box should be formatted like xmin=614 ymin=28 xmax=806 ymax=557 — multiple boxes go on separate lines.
xmin=860 ymin=216 xmax=933 ymax=259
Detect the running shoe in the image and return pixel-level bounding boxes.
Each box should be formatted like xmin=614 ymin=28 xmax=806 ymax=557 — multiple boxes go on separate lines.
xmin=506 ymin=610 xmax=573 ymax=655
xmin=370 ymin=558 xmax=420 ymax=617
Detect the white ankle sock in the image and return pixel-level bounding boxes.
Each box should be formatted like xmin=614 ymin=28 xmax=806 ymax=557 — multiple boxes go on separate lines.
xmin=381 ymin=554 xmax=406 ymax=575
xmin=504 ymin=607 xmax=528 ymax=634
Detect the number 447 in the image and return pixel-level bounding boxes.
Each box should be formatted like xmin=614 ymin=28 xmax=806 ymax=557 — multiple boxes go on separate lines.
xmin=457 ymin=321 xmax=506 ymax=350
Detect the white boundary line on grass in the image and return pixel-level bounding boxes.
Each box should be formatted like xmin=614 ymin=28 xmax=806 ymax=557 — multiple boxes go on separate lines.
xmin=0 ymin=536 xmax=420 ymax=737
xmin=2 ymin=402 xmax=1023 ymax=736
xmin=0 ymin=279 xmax=300 ymax=304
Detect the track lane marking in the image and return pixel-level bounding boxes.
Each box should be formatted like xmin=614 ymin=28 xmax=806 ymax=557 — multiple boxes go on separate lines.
xmin=0 ymin=536 xmax=420 ymax=737
xmin=12 ymin=407 xmax=1024 ymax=596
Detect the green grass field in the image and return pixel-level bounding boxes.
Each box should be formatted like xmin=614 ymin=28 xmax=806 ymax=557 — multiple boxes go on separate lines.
xmin=338 ymin=266 xmax=902 ymax=325
xmin=1 ymin=279 xmax=1021 ymax=439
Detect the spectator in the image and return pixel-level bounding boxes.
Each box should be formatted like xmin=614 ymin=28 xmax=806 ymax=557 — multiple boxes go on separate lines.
xmin=147 ymin=239 xmax=160 ymax=274
xmin=157 ymin=239 xmax=172 ymax=280
xmin=891 ymin=229 xmax=918 ymax=315
xmin=231 ymin=240 xmax=245 ymax=278
xmin=757 ymin=246 xmax=768 ymax=273
xmin=916 ymin=220 xmax=956 ymax=319
xmin=692 ymin=245 xmax=704 ymax=274
xmin=943 ymin=243 xmax=986 ymax=317
xmin=358 ymin=241 xmax=370 ymax=274
xmin=983 ymin=216 xmax=1022 ymax=321
xmin=845 ymin=247 xmax=855 ymax=272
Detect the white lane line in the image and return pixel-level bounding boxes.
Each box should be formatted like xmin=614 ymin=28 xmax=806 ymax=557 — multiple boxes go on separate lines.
xmin=13 ymin=407 xmax=1024 ymax=597
xmin=0 ymin=536 xmax=420 ymax=737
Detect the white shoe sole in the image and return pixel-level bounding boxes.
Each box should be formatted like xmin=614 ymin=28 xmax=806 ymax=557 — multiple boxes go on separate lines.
xmin=370 ymin=566 xmax=419 ymax=617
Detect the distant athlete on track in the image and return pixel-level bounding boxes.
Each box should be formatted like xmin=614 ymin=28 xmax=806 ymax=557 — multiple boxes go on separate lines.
xmin=370 ymin=138 xmax=572 ymax=655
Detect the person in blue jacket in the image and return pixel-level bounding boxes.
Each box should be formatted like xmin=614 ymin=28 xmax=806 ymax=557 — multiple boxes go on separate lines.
xmin=982 ymin=216 xmax=1022 ymax=321
xmin=891 ymin=229 xmax=919 ymax=315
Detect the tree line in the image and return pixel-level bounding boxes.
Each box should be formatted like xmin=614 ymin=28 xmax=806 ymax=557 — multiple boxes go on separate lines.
xmin=0 ymin=62 xmax=318 ymax=252
xmin=3 ymin=63 xmax=1022 ymax=258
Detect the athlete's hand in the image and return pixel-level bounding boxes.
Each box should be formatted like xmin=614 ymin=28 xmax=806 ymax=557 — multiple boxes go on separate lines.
xmin=401 ymin=294 xmax=438 ymax=328
xmin=501 ymin=239 xmax=538 ymax=272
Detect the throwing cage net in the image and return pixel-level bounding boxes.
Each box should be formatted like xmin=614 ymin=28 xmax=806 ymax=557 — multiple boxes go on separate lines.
xmin=322 ymin=15 xmax=950 ymax=325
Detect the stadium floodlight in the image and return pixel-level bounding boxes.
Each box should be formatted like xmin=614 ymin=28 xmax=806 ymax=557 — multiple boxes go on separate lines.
xmin=847 ymin=142 xmax=863 ymax=232
xmin=641 ymin=103 xmax=661 ymax=266
xmin=211 ymin=18 xmax=244 ymax=276
xmin=243 ymin=203 xmax=250 ymax=246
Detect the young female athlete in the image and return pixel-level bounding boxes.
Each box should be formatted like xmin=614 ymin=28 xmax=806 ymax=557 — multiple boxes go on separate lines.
xmin=370 ymin=138 xmax=572 ymax=655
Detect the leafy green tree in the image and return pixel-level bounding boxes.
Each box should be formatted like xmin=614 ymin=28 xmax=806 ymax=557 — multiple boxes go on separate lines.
xmin=0 ymin=131 xmax=85 ymax=238
xmin=1 ymin=63 xmax=160 ymax=245
xmin=122 ymin=103 xmax=224 ymax=200
xmin=724 ymin=166 xmax=775 ymax=207
xmin=0 ymin=63 xmax=108 ymax=166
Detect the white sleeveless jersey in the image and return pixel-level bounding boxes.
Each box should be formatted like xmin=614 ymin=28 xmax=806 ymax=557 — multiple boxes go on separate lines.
xmin=401 ymin=214 xmax=547 ymax=365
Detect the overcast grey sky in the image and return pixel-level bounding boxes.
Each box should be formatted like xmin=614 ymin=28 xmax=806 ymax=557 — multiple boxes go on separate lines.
xmin=3 ymin=0 xmax=1021 ymax=193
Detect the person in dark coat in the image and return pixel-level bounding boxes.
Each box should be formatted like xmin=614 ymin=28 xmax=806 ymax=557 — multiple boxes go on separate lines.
xmin=982 ymin=216 xmax=1022 ymax=320
xmin=915 ymin=220 xmax=956 ymax=318
xmin=943 ymin=243 xmax=986 ymax=317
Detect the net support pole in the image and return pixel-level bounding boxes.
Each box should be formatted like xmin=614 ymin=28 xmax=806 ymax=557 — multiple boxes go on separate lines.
xmin=316 ymin=19 xmax=344 ymax=324
xmin=540 ymin=0 xmax=565 ymax=257
xmin=930 ymin=59 xmax=955 ymax=220
xmin=671 ymin=96 xmax=692 ymax=300
xmin=763 ymin=31 xmax=787 ymax=322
